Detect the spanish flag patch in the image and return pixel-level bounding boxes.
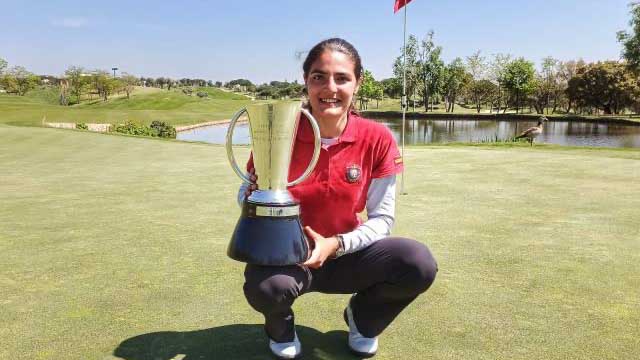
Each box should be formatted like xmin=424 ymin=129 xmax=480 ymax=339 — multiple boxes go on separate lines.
xmin=394 ymin=156 xmax=403 ymax=165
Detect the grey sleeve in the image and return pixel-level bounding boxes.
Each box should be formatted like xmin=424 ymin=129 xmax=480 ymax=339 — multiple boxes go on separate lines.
xmin=237 ymin=176 xmax=250 ymax=207
xmin=338 ymin=175 xmax=396 ymax=255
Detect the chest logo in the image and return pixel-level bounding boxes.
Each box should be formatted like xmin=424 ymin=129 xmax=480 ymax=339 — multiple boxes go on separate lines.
xmin=346 ymin=164 xmax=361 ymax=183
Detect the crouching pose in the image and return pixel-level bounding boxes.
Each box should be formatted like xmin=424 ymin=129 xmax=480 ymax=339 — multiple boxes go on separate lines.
xmin=238 ymin=38 xmax=437 ymax=359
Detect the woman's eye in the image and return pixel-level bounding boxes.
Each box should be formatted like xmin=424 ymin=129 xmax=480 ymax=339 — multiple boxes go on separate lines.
xmin=312 ymin=74 xmax=323 ymax=81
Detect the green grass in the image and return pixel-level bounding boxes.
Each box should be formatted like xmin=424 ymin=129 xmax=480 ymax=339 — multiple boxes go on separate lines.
xmin=1 ymin=124 xmax=639 ymax=359
xmin=0 ymin=87 xmax=255 ymax=127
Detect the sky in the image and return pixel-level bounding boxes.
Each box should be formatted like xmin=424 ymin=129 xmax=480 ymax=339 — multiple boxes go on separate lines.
xmin=0 ymin=0 xmax=635 ymax=84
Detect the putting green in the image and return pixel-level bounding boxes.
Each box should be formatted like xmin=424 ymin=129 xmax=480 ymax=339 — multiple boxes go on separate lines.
xmin=1 ymin=125 xmax=638 ymax=359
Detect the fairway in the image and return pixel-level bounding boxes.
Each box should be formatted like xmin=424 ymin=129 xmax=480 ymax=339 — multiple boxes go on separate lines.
xmin=1 ymin=125 xmax=639 ymax=359
xmin=0 ymin=87 xmax=255 ymax=128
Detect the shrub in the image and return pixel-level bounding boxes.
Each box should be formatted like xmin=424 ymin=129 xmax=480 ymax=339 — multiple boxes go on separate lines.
xmin=113 ymin=120 xmax=176 ymax=138
xmin=196 ymin=91 xmax=208 ymax=98
xmin=114 ymin=121 xmax=152 ymax=136
xmin=76 ymin=123 xmax=88 ymax=130
xmin=149 ymin=121 xmax=176 ymax=138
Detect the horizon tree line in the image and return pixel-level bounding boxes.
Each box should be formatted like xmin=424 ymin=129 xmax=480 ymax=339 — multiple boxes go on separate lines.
xmin=2 ymin=3 xmax=639 ymax=114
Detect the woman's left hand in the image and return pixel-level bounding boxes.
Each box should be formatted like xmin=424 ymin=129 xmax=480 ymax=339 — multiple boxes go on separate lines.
xmin=302 ymin=226 xmax=340 ymax=269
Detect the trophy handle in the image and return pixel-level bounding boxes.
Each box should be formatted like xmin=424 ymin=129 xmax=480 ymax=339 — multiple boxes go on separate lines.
xmin=226 ymin=107 xmax=253 ymax=184
xmin=287 ymin=108 xmax=321 ymax=187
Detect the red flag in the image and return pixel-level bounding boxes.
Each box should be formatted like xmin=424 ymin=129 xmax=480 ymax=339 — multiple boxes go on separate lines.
xmin=394 ymin=0 xmax=413 ymax=13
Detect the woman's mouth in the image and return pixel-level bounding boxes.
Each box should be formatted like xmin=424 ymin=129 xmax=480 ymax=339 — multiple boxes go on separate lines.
xmin=319 ymin=98 xmax=341 ymax=106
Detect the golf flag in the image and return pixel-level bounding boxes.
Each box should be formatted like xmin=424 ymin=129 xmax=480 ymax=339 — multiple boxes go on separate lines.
xmin=394 ymin=0 xmax=413 ymax=13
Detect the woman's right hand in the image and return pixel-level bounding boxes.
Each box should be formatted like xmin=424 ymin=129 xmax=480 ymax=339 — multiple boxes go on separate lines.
xmin=244 ymin=168 xmax=258 ymax=198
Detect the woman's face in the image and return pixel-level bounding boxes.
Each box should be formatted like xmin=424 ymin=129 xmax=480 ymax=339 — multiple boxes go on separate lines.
xmin=305 ymin=50 xmax=359 ymax=123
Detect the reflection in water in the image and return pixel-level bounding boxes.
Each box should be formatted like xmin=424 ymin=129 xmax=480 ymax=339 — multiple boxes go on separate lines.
xmin=177 ymin=118 xmax=640 ymax=148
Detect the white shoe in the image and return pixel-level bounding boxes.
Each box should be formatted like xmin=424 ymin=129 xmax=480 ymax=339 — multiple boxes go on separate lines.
xmin=269 ymin=332 xmax=301 ymax=359
xmin=344 ymin=302 xmax=378 ymax=357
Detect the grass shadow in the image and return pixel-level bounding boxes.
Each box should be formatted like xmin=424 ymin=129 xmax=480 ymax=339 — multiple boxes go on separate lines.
xmin=113 ymin=324 xmax=362 ymax=360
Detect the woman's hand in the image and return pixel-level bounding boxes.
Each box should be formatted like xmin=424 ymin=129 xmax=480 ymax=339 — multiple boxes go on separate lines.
xmin=244 ymin=168 xmax=258 ymax=198
xmin=302 ymin=226 xmax=340 ymax=269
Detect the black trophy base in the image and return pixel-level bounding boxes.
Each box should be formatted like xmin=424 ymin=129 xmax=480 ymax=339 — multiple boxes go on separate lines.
xmin=227 ymin=201 xmax=309 ymax=266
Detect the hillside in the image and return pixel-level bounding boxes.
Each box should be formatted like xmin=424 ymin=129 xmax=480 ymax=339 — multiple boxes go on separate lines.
xmin=0 ymin=86 xmax=254 ymax=127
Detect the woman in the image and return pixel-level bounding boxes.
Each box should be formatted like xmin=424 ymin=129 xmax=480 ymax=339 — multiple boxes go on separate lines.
xmin=239 ymin=38 xmax=437 ymax=359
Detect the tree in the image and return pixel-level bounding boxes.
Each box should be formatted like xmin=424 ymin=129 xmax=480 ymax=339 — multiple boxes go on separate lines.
xmin=0 ymin=73 xmax=18 ymax=93
xmin=502 ymin=58 xmax=536 ymax=113
xmin=416 ymin=31 xmax=435 ymax=111
xmin=357 ymin=70 xmax=383 ymax=110
xmin=65 ymin=66 xmax=89 ymax=104
xmin=0 ymin=57 xmax=7 ymax=75
xmin=465 ymin=50 xmax=490 ymax=112
xmin=1 ymin=66 xmax=39 ymax=95
xmin=529 ymin=76 xmax=550 ymax=114
xmin=566 ymin=61 xmax=639 ymax=115
xmin=256 ymin=84 xmax=275 ymax=99
xmin=121 ymin=73 xmax=138 ymax=99
xmin=417 ymin=32 xmax=445 ymax=112
xmin=90 ymin=70 xmax=120 ymax=101
xmin=466 ymin=50 xmax=487 ymax=80
xmin=465 ymin=79 xmax=498 ymax=113
xmin=539 ymin=57 xmax=563 ymax=114
xmin=380 ymin=78 xmax=402 ymax=98
xmin=226 ymin=79 xmax=254 ymax=88
xmin=488 ymin=53 xmax=511 ymax=113
xmin=393 ymin=35 xmax=419 ymax=110
xmin=617 ymin=2 xmax=640 ymax=74
xmin=557 ymin=59 xmax=586 ymax=113
xmin=442 ymin=58 xmax=469 ymax=112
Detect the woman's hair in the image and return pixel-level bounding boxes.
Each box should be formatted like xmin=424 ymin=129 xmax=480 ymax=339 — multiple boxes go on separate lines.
xmin=302 ymin=38 xmax=363 ymax=82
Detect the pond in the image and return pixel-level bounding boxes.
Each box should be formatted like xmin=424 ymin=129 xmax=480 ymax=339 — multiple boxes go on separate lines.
xmin=177 ymin=117 xmax=640 ymax=148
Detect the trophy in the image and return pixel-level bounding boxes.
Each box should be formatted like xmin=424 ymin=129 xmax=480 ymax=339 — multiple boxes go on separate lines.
xmin=225 ymin=102 xmax=321 ymax=266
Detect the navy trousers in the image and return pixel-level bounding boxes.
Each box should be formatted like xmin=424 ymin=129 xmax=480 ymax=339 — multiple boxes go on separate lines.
xmin=243 ymin=237 xmax=437 ymax=342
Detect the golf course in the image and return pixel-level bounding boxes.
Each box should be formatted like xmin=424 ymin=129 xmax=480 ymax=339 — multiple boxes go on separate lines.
xmin=1 ymin=85 xmax=639 ymax=359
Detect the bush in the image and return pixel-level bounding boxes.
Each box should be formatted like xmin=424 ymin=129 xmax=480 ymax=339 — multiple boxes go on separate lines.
xmin=76 ymin=123 xmax=88 ymax=130
xmin=114 ymin=121 xmax=152 ymax=136
xmin=149 ymin=121 xmax=176 ymax=138
xmin=196 ymin=91 xmax=208 ymax=98
xmin=113 ymin=120 xmax=176 ymax=138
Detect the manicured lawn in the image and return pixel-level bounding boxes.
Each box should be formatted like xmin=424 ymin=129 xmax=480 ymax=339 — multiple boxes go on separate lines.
xmin=1 ymin=124 xmax=638 ymax=359
xmin=0 ymin=87 xmax=255 ymax=127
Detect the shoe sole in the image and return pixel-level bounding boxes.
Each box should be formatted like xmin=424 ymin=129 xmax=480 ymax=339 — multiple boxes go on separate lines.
xmin=270 ymin=352 xmax=303 ymax=360
xmin=349 ymin=348 xmax=377 ymax=358
xmin=271 ymin=355 xmax=302 ymax=360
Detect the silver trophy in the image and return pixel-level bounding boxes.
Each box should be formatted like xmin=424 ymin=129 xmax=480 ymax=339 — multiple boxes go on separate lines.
xmin=226 ymin=101 xmax=321 ymax=265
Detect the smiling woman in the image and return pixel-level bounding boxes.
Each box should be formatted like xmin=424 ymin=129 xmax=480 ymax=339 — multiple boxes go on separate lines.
xmin=237 ymin=38 xmax=438 ymax=359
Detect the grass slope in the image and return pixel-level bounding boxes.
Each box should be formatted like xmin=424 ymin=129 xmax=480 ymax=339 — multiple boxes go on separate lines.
xmin=1 ymin=125 xmax=639 ymax=359
xmin=0 ymin=87 xmax=253 ymax=127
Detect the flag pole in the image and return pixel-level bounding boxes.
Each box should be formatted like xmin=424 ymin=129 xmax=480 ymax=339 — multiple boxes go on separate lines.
xmin=400 ymin=2 xmax=408 ymax=195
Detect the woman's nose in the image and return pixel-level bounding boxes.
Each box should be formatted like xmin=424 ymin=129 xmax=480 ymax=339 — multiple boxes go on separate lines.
xmin=326 ymin=77 xmax=338 ymax=92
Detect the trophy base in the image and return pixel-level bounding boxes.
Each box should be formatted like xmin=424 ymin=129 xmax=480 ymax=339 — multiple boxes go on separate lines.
xmin=227 ymin=201 xmax=309 ymax=266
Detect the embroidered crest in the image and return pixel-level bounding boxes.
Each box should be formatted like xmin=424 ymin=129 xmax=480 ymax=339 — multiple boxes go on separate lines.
xmin=346 ymin=164 xmax=361 ymax=183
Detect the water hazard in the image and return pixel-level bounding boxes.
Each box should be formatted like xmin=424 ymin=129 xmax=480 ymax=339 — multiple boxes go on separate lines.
xmin=177 ymin=117 xmax=640 ymax=148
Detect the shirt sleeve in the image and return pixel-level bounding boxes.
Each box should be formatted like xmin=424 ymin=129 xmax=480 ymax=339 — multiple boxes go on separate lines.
xmin=237 ymin=178 xmax=250 ymax=207
xmin=237 ymin=153 xmax=255 ymax=207
xmin=371 ymin=128 xmax=403 ymax=179
xmin=338 ymin=175 xmax=396 ymax=255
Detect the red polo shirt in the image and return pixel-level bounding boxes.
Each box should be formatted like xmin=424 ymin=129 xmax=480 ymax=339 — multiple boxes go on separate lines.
xmin=246 ymin=111 xmax=403 ymax=237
